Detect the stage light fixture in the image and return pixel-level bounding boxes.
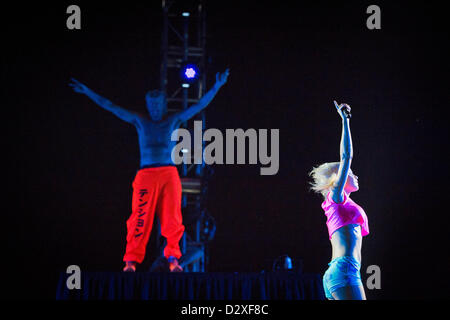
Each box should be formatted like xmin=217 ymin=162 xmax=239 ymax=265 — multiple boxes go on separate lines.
xmin=181 ymin=63 xmax=200 ymax=85
xmin=185 ymin=68 xmax=196 ymax=79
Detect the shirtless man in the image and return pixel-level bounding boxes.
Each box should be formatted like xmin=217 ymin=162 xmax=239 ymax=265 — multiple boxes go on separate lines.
xmin=70 ymin=69 xmax=229 ymax=272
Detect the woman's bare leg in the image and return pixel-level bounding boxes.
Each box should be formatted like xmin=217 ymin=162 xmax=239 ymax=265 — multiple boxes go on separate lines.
xmin=332 ymin=285 xmax=366 ymax=300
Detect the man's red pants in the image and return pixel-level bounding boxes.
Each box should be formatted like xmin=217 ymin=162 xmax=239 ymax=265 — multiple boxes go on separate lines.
xmin=123 ymin=166 xmax=185 ymax=263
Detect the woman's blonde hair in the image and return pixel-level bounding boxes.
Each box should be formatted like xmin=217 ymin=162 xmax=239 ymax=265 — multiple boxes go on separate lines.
xmin=308 ymin=162 xmax=340 ymax=199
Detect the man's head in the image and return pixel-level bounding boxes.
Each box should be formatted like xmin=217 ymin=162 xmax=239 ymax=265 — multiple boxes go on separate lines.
xmin=145 ymin=90 xmax=167 ymax=121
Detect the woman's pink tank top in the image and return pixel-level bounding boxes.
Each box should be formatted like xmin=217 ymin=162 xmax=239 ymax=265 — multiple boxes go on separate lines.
xmin=321 ymin=191 xmax=369 ymax=239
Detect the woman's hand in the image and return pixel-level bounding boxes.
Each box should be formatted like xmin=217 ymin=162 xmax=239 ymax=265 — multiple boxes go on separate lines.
xmin=334 ymin=100 xmax=351 ymax=120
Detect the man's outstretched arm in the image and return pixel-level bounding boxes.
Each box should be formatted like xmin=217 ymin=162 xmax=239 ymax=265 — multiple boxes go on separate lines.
xmin=69 ymin=78 xmax=141 ymax=125
xmin=175 ymin=69 xmax=230 ymax=123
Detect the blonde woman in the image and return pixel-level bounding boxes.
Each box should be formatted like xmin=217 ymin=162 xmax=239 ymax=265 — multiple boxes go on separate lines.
xmin=309 ymin=101 xmax=369 ymax=300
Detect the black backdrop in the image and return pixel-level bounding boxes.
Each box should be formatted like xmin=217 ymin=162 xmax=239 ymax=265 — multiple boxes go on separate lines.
xmin=3 ymin=1 xmax=449 ymax=299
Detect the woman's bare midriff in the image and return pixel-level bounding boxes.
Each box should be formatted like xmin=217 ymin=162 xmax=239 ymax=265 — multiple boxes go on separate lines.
xmin=330 ymin=224 xmax=362 ymax=263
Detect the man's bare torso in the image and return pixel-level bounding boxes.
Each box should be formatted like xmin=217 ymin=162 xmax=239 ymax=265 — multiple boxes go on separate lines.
xmin=135 ymin=115 xmax=181 ymax=167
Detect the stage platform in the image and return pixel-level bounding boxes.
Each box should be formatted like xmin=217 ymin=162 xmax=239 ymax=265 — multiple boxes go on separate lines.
xmin=56 ymin=272 xmax=325 ymax=300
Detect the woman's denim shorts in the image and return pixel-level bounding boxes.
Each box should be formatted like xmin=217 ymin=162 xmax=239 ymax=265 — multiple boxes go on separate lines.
xmin=323 ymin=255 xmax=363 ymax=300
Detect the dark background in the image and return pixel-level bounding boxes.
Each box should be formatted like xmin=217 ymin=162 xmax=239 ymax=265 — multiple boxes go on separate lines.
xmin=3 ymin=1 xmax=449 ymax=299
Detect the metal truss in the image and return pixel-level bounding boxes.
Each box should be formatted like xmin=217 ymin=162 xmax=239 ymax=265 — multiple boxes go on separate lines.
xmin=159 ymin=0 xmax=214 ymax=272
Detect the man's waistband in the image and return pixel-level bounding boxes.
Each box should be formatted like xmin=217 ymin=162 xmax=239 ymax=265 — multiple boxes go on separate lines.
xmin=139 ymin=163 xmax=176 ymax=170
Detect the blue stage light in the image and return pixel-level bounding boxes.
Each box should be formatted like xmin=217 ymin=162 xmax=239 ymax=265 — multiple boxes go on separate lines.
xmin=181 ymin=64 xmax=199 ymax=83
xmin=185 ymin=68 xmax=196 ymax=79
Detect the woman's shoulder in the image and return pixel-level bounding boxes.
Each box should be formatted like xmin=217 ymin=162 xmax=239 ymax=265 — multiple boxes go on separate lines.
xmin=327 ymin=190 xmax=348 ymax=205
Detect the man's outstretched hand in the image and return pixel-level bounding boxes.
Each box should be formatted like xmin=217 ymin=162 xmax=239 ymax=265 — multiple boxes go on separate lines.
xmin=215 ymin=69 xmax=230 ymax=88
xmin=69 ymin=78 xmax=90 ymax=95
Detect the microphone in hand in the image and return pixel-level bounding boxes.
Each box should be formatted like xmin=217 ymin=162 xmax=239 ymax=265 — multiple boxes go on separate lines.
xmin=334 ymin=100 xmax=352 ymax=119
